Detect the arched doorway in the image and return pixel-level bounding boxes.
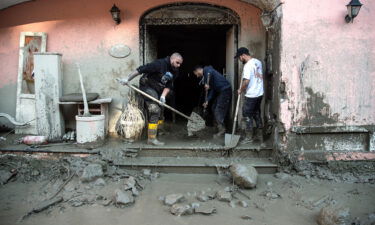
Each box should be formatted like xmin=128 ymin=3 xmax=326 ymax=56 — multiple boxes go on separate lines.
xmin=139 ymin=3 xmax=240 ymax=121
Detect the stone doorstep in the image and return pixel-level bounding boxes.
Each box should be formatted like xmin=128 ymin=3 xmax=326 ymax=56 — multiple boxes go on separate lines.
xmin=112 ymin=157 xmax=277 ymax=174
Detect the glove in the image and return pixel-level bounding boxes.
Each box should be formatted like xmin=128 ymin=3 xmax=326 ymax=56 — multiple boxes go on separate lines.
xmin=160 ymin=96 xmax=166 ymax=105
xmin=161 ymin=72 xmax=173 ymax=84
xmin=117 ymin=77 xmax=128 ymax=85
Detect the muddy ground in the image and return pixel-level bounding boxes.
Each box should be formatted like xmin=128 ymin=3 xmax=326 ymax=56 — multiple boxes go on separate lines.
xmin=0 ymin=155 xmax=374 ymax=225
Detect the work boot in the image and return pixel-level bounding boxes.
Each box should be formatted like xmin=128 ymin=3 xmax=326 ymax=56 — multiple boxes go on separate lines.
xmin=147 ymin=123 xmax=165 ymax=146
xmin=213 ymin=124 xmax=226 ymax=138
xmin=253 ymin=128 xmax=263 ymax=143
xmin=241 ymin=130 xmax=254 ymax=144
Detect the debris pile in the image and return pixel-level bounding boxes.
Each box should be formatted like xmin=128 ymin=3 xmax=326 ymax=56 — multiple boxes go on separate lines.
xmin=0 ymin=154 xmax=160 ymax=221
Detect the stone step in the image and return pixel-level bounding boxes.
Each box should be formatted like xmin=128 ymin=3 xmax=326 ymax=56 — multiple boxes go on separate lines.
xmin=133 ymin=145 xmax=273 ymax=158
xmin=112 ymin=157 xmax=277 ymax=174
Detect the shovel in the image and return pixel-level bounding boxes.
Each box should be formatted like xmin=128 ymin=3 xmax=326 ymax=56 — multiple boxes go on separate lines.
xmin=224 ymin=79 xmax=244 ymax=148
xmin=116 ymin=78 xmax=205 ymax=134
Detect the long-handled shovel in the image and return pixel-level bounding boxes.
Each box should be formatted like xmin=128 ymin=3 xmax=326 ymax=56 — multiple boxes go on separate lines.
xmin=116 ymin=79 xmax=205 ymax=134
xmin=224 ymin=79 xmax=244 ymax=148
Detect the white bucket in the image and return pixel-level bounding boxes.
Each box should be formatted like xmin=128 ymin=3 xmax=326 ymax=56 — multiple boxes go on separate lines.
xmin=75 ymin=115 xmax=105 ymax=144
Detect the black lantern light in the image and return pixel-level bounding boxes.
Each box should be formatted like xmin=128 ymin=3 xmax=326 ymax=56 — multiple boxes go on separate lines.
xmin=110 ymin=4 xmax=121 ymax=25
xmin=345 ymin=0 xmax=363 ymax=23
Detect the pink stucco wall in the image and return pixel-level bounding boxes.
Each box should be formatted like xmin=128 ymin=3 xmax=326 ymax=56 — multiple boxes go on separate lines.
xmin=280 ymin=0 xmax=375 ymax=130
xmin=0 ymin=0 xmax=264 ymax=130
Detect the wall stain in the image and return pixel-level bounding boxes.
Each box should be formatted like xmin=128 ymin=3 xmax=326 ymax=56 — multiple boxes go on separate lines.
xmin=302 ymin=87 xmax=339 ymax=125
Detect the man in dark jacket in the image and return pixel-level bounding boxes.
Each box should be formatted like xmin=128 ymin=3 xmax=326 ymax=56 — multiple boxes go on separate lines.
xmin=118 ymin=53 xmax=183 ymax=145
xmin=193 ymin=65 xmax=232 ymax=137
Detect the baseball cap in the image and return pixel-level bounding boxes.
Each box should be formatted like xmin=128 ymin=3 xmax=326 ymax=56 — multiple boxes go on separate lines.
xmin=234 ymin=47 xmax=250 ymax=58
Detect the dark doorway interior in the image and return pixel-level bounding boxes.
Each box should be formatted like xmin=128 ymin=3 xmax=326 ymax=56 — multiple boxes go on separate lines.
xmin=147 ymin=25 xmax=231 ymax=121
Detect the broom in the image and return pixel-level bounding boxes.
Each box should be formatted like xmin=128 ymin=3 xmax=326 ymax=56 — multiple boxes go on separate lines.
xmin=115 ymin=89 xmax=145 ymax=141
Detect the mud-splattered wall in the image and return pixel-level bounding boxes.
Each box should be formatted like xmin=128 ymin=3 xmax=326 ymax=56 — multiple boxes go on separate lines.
xmin=278 ymin=0 xmax=375 ymax=160
xmin=279 ymin=0 xmax=375 ymax=129
xmin=0 ymin=0 xmax=265 ymax=132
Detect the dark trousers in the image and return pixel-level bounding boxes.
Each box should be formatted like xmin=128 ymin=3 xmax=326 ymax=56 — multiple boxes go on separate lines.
xmin=242 ymin=95 xmax=263 ymax=130
xmin=140 ymin=85 xmax=162 ymax=123
xmin=212 ymin=88 xmax=232 ymax=126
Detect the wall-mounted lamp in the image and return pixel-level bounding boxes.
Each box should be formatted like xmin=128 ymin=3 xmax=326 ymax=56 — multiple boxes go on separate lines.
xmin=110 ymin=4 xmax=121 ymax=25
xmin=345 ymin=0 xmax=362 ymax=23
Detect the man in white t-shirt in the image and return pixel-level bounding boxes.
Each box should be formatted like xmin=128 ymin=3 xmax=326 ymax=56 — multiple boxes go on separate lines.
xmin=235 ymin=47 xmax=264 ymax=143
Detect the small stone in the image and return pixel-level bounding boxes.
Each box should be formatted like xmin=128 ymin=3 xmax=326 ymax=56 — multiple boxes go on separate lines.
xmin=266 ymin=181 xmax=273 ymax=187
xmin=224 ymin=186 xmax=232 ymax=192
xmin=230 ymin=164 xmax=258 ymax=189
xmin=241 ymin=215 xmax=253 ymax=220
xmin=164 ymin=194 xmax=185 ymax=206
xmin=94 ymin=178 xmax=106 ymax=187
xmin=229 ymin=200 xmax=236 ymax=208
xmin=216 ymin=190 xmax=232 ymax=202
xmin=238 ymin=200 xmax=248 ymax=208
xmin=197 ymin=194 xmax=209 ymax=202
xmin=31 ymin=169 xmax=40 ymax=176
xmin=124 ymin=176 xmax=136 ymax=190
xmin=142 ymin=169 xmax=151 ymax=176
xmin=170 ymin=204 xmax=193 ymax=216
xmin=131 ymin=187 xmax=139 ymax=196
xmin=114 ymin=189 xmax=134 ymax=206
xmin=274 ymin=172 xmax=290 ymax=180
xmin=0 ymin=170 xmax=13 ymax=185
xmin=317 ymin=205 xmax=350 ymax=225
xmin=150 ymin=172 xmax=160 ymax=180
xmin=191 ymin=202 xmax=200 ymax=209
xmin=195 ymin=204 xmax=217 ymax=215
xmin=81 ymin=164 xmax=103 ymax=182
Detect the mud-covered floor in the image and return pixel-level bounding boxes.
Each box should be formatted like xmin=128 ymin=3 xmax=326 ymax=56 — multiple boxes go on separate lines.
xmin=0 ymin=155 xmax=374 ymax=225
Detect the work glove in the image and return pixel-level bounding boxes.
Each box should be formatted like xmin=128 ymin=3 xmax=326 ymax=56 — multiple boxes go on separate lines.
xmin=159 ymin=96 xmax=166 ymax=106
xmin=161 ymin=72 xmax=173 ymax=85
xmin=117 ymin=77 xmax=129 ymax=85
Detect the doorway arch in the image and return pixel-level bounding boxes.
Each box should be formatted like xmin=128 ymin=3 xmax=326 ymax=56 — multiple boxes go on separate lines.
xmin=139 ymin=3 xmax=240 ymax=119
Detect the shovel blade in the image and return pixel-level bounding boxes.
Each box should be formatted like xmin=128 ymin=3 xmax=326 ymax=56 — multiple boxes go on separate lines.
xmin=225 ymin=133 xmax=241 ymax=148
xmin=187 ymin=112 xmax=206 ymax=135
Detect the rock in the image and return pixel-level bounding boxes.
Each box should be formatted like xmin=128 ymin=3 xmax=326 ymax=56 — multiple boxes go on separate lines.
xmin=238 ymin=200 xmax=248 ymax=208
xmin=81 ymin=164 xmax=103 ymax=182
xmin=114 ymin=189 xmax=134 ymax=206
xmin=195 ymin=204 xmax=217 ymax=215
xmin=150 ymin=172 xmax=160 ymax=180
xmin=142 ymin=169 xmax=151 ymax=176
xmin=196 ymin=194 xmax=212 ymax=202
xmin=31 ymin=169 xmax=40 ymax=176
xmin=317 ymin=205 xmax=350 ymax=225
xmin=230 ymin=164 xmax=258 ymax=189
xmin=274 ymin=172 xmax=290 ymax=180
xmin=170 ymin=204 xmax=193 ymax=216
xmin=94 ymin=178 xmax=106 ymax=187
xmin=164 ymin=194 xmax=185 ymax=206
xmin=131 ymin=187 xmax=139 ymax=196
xmin=241 ymin=215 xmax=253 ymax=220
xmin=229 ymin=200 xmax=236 ymax=208
xmin=216 ymin=190 xmax=232 ymax=202
xmin=124 ymin=176 xmax=136 ymax=190
xmin=0 ymin=170 xmax=13 ymax=185
xmin=190 ymin=202 xmax=200 ymax=209
xmin=266 ymin=181 xmax=273 ymax=187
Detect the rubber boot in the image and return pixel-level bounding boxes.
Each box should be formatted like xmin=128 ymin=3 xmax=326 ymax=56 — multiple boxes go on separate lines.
xmin=213 ymin=124 xmax=226 ymax=138
xmin=147 ymin=123 xmax=165 ymax=146
xmin=241 ymin=130 xmax=254 ymax=144
xmin=254 ymin=128 xmax=264 ymax=144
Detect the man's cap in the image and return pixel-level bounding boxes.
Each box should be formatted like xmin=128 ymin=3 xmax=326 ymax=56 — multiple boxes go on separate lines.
xmin=234 ymin=47 xmax=250 ymax=58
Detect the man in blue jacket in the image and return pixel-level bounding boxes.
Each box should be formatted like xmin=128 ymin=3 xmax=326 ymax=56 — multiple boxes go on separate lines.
xmin=193 ymin=65 xmax=232 ymax=138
